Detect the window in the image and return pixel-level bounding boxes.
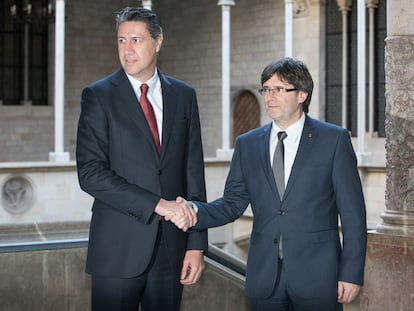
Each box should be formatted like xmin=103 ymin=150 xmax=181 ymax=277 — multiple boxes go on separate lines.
xmin=326 ymin=0 xmax=386 ymax=137
xmin=0 ymin=0 xmax=52 ymax=106
xmin=232 ymin=90 xmax=260 ymax=145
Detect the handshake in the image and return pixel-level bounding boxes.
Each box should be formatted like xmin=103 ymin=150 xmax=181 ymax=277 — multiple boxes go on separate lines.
xmin=155 ymin=196 xmax=197 ymax=232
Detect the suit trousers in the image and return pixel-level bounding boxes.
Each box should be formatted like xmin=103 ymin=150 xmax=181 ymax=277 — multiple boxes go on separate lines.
xmin=248 ymin=259 xmax=343 ymax=311
xmin=91 ymin=223 xmax=183 ymax=311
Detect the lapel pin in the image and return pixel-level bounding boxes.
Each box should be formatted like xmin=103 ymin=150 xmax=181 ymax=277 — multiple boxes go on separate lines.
xmin=308 ymin=133 xmax=313 ymax=138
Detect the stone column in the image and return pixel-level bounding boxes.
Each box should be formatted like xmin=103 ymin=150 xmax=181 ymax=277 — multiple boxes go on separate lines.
xmin=366 ymin=0 xmax=378 ymax=133
xmin=142 ymin=0 xmax=152 ymax=10
xmin=360 ymin=1 xmax=414 ymax=310
xmin=376 ymin=0 xmax=414 ymax=236
xmin=49 ymin=0 xmax=70 ymax=162
xmin=336 ymin=0 xmax=352 ymax=128
xmin=216 ymin=0 xmax=235 ymax=160
xmin=356 ymin=0 xmax=367 ymax=157
xmin=285 ymin=0 xmax=293 ymax=57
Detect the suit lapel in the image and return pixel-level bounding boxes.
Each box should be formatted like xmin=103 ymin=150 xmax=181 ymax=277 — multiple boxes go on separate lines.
xmin=284 ymin=116 xmax=317 ymax=198
xmin=258 ymin=124 xmax=280 ymax=199
xmin=112 ymin=69 xmax=162 ymax=158
xmin=158 ymin=71 xmax=177 ymax=161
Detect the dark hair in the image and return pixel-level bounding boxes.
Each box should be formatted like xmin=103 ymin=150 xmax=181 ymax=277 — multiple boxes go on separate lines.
xmin=115 ymin=7 xmax=163 ymax=40
xmin=261 ymin=57 xmax=314 ymax=113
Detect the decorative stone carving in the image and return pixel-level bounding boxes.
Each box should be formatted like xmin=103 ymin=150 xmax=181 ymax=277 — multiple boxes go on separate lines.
xmin=1 ymin=175 xmax=35 ymax=214
xmin=294 ymin=0 xmax=310 ymax=17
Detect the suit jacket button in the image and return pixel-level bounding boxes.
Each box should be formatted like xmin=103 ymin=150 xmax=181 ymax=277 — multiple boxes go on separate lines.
xmin=279 ymin=210 xmax=285 ymax=216
xmin=274 ymin=238 xmax=278 ymax=244
xmin=158 ymin=169 xmax=162 ymax=175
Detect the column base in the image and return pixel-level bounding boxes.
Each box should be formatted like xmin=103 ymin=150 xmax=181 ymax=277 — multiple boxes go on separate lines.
xmin=216 ymin=148 xmax=234 ymax=161
xmin=376 ymin=210 xmax=414 ymax=237
xmin=48 ymin=152 xmax=70 ymax=162
xmin=360 ymin=231 xmax=414 ymax=310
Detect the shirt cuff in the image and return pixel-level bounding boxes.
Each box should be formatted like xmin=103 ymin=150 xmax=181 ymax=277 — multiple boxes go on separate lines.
xmin=189 ymin=201 xmax=199 ymax=213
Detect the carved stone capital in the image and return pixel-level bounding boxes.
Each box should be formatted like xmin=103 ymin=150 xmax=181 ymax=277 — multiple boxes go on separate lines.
xmin=366 ymin=0 xmax=379 ymax=9
xmin=217 ymin=0 xmax=235 ymax=7
xmin=336 ymin=0 xmax=352 ymax=13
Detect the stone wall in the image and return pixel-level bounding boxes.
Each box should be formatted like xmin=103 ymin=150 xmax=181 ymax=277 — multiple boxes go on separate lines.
xmin=0 ymin=162 xmax=92 ymax=227
xmin=0 ymin=243 xmax=248 ymax=311
xmin=0 ymin=160 xmax=385 ymax=257
xmin=0 ymin=246 xmax=90 ymax=311
xmin=0 ymin=106 xmax=54 ymax=162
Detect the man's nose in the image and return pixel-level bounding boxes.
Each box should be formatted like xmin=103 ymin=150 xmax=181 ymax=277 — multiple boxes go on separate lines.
xmin=124 ymin=41 xmax=135 ymax=53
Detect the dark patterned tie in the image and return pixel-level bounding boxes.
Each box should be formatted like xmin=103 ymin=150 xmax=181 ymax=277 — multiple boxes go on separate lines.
xmin=140 ymin=83 xmax=161 ymax=155
xmin=273 ymin=131 xmax=287 ymax=200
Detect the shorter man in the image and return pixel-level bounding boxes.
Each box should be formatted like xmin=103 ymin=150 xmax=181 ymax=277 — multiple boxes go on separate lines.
xmin=172 ymin=58 xmax=367 ymax=311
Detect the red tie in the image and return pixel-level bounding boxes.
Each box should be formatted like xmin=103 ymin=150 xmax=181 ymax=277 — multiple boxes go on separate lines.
xmin=139 ymin=83 xmax=161 ymax=155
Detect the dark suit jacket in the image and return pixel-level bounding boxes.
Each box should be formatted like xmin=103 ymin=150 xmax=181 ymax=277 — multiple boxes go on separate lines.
xmin=194 ymin=116 xmax=367 ymax=299
xmin=76 ymin=68 xmax=207 ymax=278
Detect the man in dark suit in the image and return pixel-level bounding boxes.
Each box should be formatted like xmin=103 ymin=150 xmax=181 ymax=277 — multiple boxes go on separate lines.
xmin=175 ymin=57 xmax=367 ymax=310
xmin=76 ymin=7 xmax=206 ymax=311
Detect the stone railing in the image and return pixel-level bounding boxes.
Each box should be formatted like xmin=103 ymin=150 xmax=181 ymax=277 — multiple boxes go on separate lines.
xmin=0 ymin=239 xmax=248 ymax=311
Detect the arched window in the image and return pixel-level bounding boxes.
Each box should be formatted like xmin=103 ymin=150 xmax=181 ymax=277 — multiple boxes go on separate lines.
xmin=232 ymin=90 xmax=260 ymax=146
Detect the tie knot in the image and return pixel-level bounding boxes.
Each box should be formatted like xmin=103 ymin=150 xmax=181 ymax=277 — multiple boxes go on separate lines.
xmin=140 ymin=83 xmax=149 ymax=95
xmin=278 ymin=131 xmax=287 ymax=142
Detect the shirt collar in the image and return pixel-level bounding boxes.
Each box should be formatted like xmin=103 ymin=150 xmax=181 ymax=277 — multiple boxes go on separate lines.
xmin=125 ymin=69 xmax=160 ymax=96
xmin=272 ymin=113 xmax=305 ymax=143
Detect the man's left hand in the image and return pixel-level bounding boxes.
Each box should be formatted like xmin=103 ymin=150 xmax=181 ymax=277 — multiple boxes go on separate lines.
xmin=180 ymin=250 xmax=205 ymax=285
xmin=337 ymin=281 xmax=361 ymax=303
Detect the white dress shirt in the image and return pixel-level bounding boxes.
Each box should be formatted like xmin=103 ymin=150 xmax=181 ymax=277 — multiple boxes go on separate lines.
xmin=270 ymin=113 xmax=305 ymax=187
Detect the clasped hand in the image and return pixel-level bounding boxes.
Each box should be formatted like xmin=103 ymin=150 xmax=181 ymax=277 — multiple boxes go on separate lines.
xmin=155 ymin=197 xmax=196 ymax=231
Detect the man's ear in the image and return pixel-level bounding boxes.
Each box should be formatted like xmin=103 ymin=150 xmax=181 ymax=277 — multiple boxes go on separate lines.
xmin=298 ymin=91 xmax=308 ymax=104
xmin=155 ymin=34 xmax=163 ymax=53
